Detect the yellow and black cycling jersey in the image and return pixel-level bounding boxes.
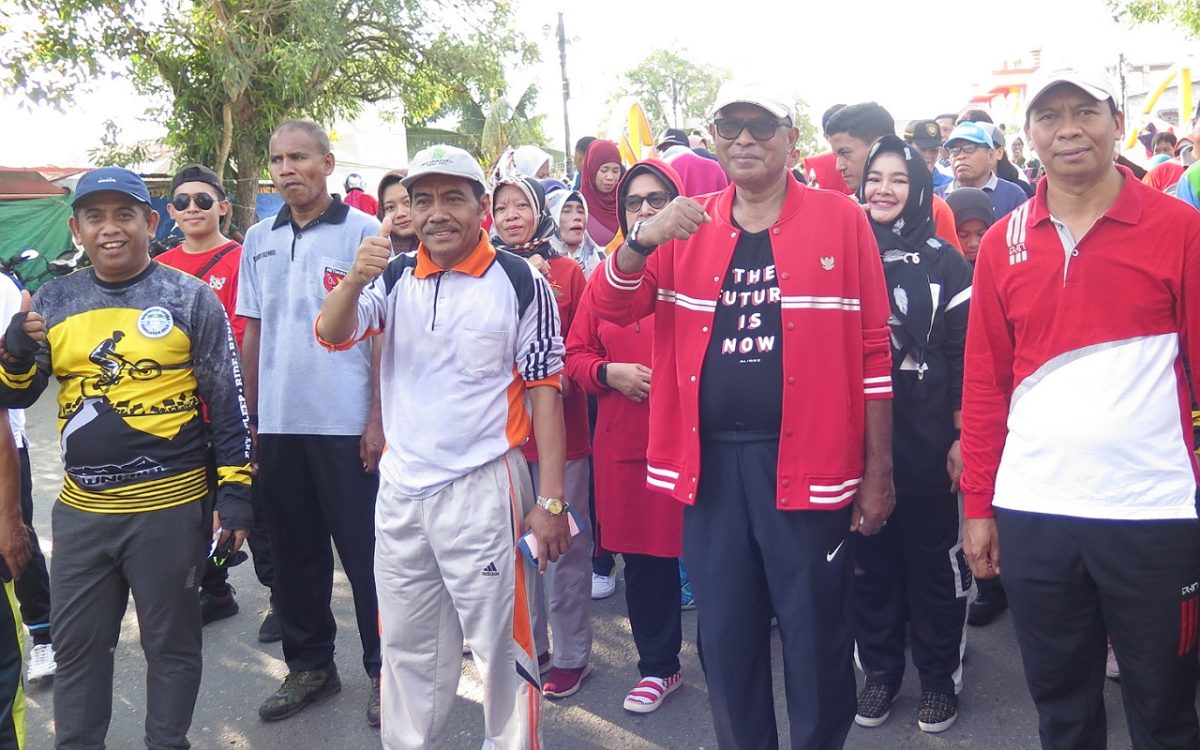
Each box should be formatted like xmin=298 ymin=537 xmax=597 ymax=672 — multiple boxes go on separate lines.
xmin=0 ymin=263 xmax=252 ymax=526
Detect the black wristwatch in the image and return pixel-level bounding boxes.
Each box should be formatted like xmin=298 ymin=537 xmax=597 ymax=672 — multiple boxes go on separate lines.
xmin=597 ymin=362 xmax=609 ymax=387
xmin=626 ymin=221 xmax=658 ymax=256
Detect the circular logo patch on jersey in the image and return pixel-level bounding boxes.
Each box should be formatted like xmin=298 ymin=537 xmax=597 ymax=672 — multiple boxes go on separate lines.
xmin=138 ymin=307 xmax=174 ymax=338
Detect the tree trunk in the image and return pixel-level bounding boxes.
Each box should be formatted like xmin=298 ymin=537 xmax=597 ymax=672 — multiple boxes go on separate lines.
xmin=230 ymin=132 xmax=261 ymax=236
xmin=217 ymin=100 xmax=235 ymax=234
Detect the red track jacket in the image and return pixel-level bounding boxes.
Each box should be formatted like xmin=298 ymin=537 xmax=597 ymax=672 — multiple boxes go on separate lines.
xmin=586 ymin=173 xmax=893 ymax=510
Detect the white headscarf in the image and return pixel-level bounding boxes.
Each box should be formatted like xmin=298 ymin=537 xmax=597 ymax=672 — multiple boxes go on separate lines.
xmin=546 ymin=189 xmax=602 ymax=278
xmin=513 ymin=145 xmax=553 ymax=178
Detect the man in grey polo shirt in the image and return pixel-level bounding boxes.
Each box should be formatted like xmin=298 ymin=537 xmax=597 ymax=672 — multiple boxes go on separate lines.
xmin=237 ymin=119 xmax=382 ymax=725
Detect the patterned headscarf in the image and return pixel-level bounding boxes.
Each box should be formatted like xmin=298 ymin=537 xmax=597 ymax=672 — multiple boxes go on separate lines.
xmin=489 ymin=177 xmax=558 ymax=257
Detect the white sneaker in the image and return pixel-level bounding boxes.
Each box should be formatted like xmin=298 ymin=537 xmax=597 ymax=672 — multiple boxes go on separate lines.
xmin=27 ymin=643 xmax=56 ymax=684
xmin=591 ymin=573 xmax=616 ymax=600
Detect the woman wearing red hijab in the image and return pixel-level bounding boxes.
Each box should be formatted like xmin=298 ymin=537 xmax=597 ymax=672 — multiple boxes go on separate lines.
xmin=579 ymin=139 xmax=624 ymax=246
xmin=566 ymin=159 xmax=686 ymax=714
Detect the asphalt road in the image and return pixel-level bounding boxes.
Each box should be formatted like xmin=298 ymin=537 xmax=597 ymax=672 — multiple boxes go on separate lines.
xmin=18 ymin=393 xmax=1141 ymax=749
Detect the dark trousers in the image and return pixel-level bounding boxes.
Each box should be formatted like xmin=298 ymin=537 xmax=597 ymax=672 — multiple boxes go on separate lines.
xmin=684 ymin=431 xmax=855 ymax=750
xmin=998 ymin=508 xmax=1200 ymax=750
xmin=0 ymin=581 xmax=23 ymax=749
xmin=200 ymin=479 xmax=275 ymax=596
xmin=854 ymin=489 xmax=969 ymax=695
xmin=258 ymin=434 xmax=380 ymax=677
xmin=623 ymin=553 xmax=682 ymax=678
xmin=13 ymin=448 xmax=51 ymax=643
xmin=52 ymin=501 xmax=207 ymax=750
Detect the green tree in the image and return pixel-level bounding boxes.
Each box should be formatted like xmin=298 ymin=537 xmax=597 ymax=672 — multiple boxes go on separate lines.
xmin=617 ymin=49 xmax=728 ymax=129
xmin=423 ymin=83 xmax=549 ymax=169
xmin=2 ymin=0 xmax=531 ymax=230
xmin=1110 ymin=0 xmax=1200 ymax=36
xmin=790 ymin=98 xmax=823 ymax=158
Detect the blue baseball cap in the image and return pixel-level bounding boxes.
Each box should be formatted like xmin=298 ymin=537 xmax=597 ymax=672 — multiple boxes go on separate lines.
xmin=944 ymin=122 xmax=994 ymax=149
xmin=72 ymin=167 xmax=153 ymax=208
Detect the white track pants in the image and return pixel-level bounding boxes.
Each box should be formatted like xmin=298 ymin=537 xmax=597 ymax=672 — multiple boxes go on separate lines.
xmin=376 ymin=450 xmax=542 ymax=750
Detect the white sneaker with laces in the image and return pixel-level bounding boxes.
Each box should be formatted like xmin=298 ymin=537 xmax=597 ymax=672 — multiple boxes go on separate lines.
xmin=591 ymin=573 xmax=616 ymax=600
xmin=27 ymin=643 xmax=56 ymax=684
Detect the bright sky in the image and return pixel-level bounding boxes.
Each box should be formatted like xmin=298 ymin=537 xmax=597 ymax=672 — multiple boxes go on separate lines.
xmin=0 ymin=0 xmax=1193 ymax=167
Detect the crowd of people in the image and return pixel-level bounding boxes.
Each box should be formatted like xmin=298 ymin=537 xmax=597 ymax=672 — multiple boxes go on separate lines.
xmin=0 ymin=62 xmax=1198 ymax=750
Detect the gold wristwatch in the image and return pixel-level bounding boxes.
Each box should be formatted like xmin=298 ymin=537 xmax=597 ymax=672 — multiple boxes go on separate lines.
xmin=536 ymin=495 xmax=567 ymax=515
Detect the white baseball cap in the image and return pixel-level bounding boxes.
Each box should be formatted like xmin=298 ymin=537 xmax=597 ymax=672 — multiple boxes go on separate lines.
xmin=1025 ymin=66 xmax=1117 ymax=119
xmin=710 ymin=79 xmax=792 ymax=121
xmin=400 ymin=145 xmax=486 ymax=190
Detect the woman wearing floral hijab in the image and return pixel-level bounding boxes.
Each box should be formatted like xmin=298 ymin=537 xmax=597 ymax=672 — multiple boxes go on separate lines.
xmin=490 ymin=176 xmax=596 ymax=699
xmin=852 ymin=134 xmax=974 ymax=735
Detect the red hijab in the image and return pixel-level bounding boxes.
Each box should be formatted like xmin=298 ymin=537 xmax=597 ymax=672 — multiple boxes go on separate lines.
xmin=579 ymin=139 xmax=622 ymax=235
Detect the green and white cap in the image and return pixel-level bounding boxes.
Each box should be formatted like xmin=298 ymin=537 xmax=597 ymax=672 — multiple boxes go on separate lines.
xmin=400 ymin=145 xmax=486 ymax=190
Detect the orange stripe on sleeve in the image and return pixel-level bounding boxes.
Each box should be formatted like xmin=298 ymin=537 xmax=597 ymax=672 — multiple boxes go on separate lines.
xmin=524 ymin=375 xmax=562 ymax=391
xmin=313 ymin=312 xmax=379 ymax=352
xmin=506 ymin=370 xmax=533 ymax=449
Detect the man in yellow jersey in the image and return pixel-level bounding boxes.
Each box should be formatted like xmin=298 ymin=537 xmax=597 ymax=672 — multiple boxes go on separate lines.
xmin=0 ymin=167 xmax=251 ymax=750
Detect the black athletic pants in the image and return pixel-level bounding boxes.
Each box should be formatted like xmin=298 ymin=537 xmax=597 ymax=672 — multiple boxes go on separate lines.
xmin=258 ymin=434 xmax=380 ymax=677
xmin=854 ymin=488 xmax=969 ymax=696
xmin=623 ymin=553 xmax=682 ymax=678
xmin=13 ymin=447 xmax=51 ymax=645
xmin=200 ymin=478 xmax=275 ymax=596
xmin=683 ymin=430 xmax=855 ymax=750
xmin=998 ymin=508 xmax=1200 ymax=750
xmin=0 ymin=581 xmax=23 ymax=749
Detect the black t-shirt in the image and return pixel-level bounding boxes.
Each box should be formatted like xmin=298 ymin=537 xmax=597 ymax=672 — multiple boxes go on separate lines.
xmin=699 ymin=226 xmax=784 ymax=433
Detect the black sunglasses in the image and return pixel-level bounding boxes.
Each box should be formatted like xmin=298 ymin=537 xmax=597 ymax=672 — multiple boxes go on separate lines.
xmin=622 ymin=191 xmax=671 ymax=212
xmin=713 ymin=117 xmax=786 ymax=141
xmin=171 ymin=192 xmax=218 ymax=211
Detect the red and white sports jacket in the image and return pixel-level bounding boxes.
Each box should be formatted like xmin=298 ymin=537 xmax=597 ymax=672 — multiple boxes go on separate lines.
xmin=586 ymin=174 xmax=893 ymax=510
xmin=961 ymin=167 xmax=1200 ymax=520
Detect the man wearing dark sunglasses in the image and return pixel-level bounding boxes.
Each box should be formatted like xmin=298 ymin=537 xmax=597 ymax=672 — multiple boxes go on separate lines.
xmin=588 ymin=79 xmax=895 ymax=750
xmin=159 ymin=164 xmax=279 ymax=644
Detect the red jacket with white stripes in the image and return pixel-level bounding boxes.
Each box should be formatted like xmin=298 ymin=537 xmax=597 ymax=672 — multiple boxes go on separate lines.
xmin=586 ymin=173 xmax=893 ymax=510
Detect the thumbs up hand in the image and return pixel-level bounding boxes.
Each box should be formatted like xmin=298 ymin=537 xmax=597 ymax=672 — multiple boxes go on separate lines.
xmin=1 ymin=290 xmax=44 ymax=363
xmin=348 ymin=218 xmax=395 ymax=289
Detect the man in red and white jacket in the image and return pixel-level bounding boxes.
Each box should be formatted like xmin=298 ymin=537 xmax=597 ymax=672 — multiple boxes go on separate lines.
xmin=587 ymin=79 xmax=894 ymax=750
xmin=962 ymin=67 xmax=1200 ymax=750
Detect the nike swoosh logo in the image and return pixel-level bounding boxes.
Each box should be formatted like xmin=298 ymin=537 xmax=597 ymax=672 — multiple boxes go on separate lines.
xmin=827 ymin=539 xmax=846 ymax=562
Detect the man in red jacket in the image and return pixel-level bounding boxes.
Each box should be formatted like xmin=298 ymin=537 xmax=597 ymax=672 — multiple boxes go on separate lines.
xmin=962 ymin=67 xmax=1200 ymax=750
xmin=587 ymin=79 xmax=895 ymax=750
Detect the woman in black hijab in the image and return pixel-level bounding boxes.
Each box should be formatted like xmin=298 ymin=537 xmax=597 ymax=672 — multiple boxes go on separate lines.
xmin=852 ymin=134 xmax=975 ymax=735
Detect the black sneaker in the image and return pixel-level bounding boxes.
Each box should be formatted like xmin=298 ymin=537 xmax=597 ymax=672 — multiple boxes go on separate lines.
xmin=258 ymin=606 xmax=282 ymax=643
xmin=367 ymin=675 xmax=381 ymax=727
xmin=259 ymin=665 xmax=342 ymax=721
xmin=855 ymin=680 xmax=898 ymax=727
xmin=200 ymin=586 xmax=239 ymax=625
xmin=917 ymin=691 xmax=958 ymax=733
xmin=967 ymin=582 xmax=1008 ymax=626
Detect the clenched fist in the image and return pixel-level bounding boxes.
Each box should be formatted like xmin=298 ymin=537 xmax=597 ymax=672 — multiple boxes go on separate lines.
xmin=635 ymin=196 xmax=712 ymax=247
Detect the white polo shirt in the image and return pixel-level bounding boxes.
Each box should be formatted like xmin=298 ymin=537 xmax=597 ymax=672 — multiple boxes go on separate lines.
xmin=319 ymin=231 xmax=564 ymax=499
